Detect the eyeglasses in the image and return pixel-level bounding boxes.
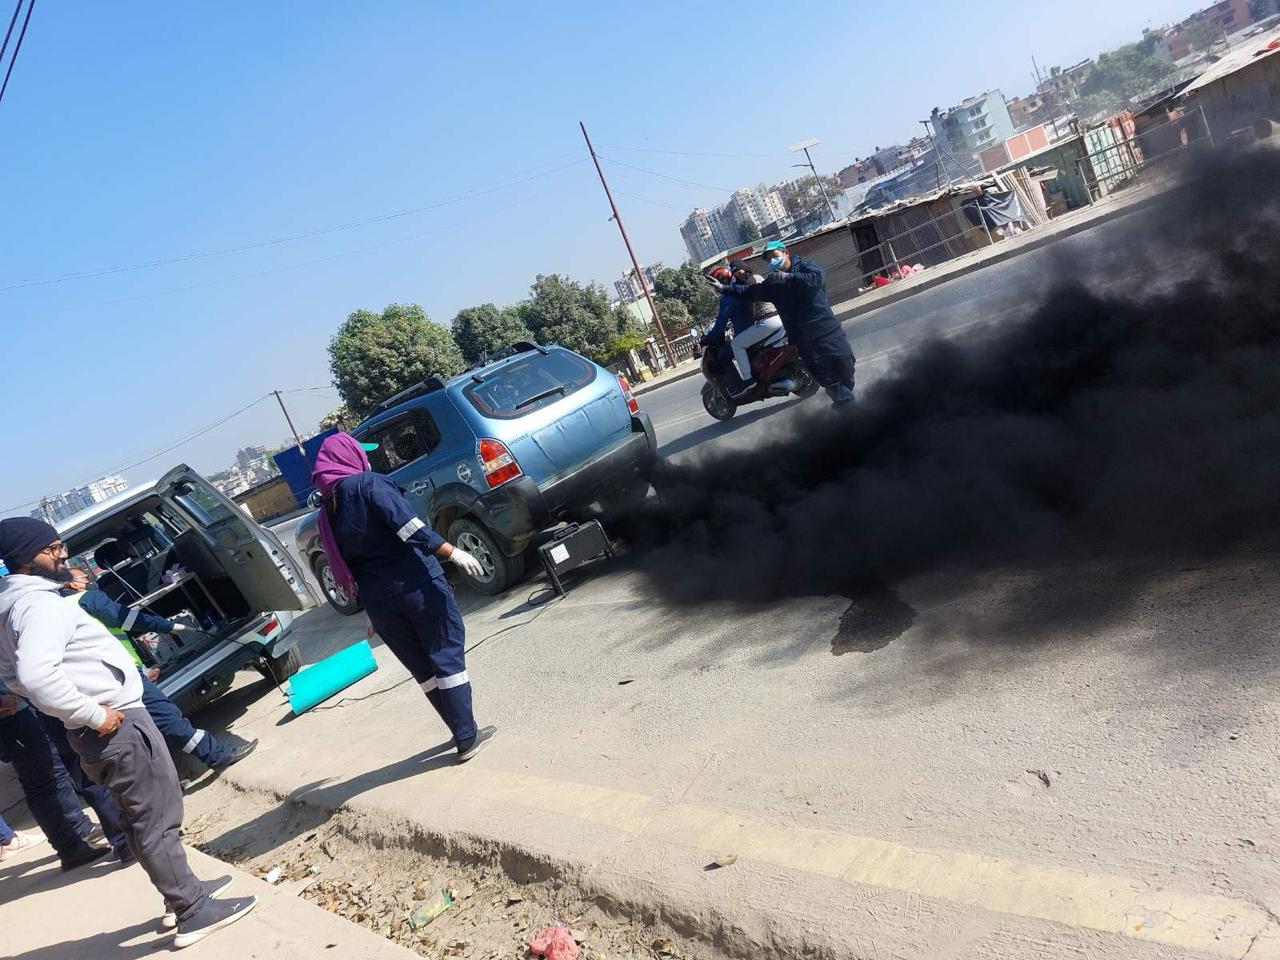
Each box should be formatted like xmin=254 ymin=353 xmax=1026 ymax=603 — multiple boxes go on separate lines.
xmin=40 ymin=542 xmax=69 ymax=559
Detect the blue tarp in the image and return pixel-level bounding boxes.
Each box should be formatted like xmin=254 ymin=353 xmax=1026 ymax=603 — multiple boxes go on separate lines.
xmin=273 ymin=428 xmax=338 ymax=506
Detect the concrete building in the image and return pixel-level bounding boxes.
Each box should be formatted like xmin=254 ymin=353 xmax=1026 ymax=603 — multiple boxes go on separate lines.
xmin=235 ymin=444 xmax=268 ymax=470
xmin=30 ymin=475 xmax=129 ymax=524
xmin=1008 ymin=90 xmax=1063 ymax=130
xmin=1164 ymin=0 xmax=1255 ymax=59
xmin=680 ymin=208 xmax=721 ymax=263
xmin=1176 ymin=24 xmax=1280 ymax=140
xmin=613 ymin=262 xmax=662 ymax=302
xmin=930 ymin=90 xmax=1017 ymax=161
xmin=1036 ymin=60 xmax=1094 ymax=106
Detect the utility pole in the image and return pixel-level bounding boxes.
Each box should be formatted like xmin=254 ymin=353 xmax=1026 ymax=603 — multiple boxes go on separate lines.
xmin=272 ymin=390 xmax=306 ymax=455
xmin=920 ymin=119 xmax=952 ymax=191
xmin=788 ymin=137 xmax=838 ymax=223
xmin=579 ymin=121 xmax=674 ymax=365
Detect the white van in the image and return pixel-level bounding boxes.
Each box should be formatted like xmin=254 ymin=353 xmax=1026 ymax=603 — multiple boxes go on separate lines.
xmin=58 ymin=465 xmax=318 ymax=713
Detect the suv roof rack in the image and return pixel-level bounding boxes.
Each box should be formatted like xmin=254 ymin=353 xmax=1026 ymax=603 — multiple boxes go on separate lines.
xmin=464 ymin=341 xmax=548 ymax=376
xmin=372 ymin=376 xmax=447 ymax=413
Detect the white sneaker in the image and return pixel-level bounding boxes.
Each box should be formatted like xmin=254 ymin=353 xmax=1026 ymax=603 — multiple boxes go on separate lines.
xmin=163 ymin=875 xmax=234 ymax=930
xmin=0 ymin=830 xmax=47 ymax=860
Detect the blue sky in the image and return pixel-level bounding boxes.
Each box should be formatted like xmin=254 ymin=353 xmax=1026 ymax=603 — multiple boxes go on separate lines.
xmin=1 ymin=0 xmax=1195 ymax=512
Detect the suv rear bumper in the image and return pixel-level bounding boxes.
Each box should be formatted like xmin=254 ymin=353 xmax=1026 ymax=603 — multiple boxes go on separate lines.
xmin=478 ymin=412 xmax=656 ymax=556
xmin=160 ymin=613 xmax=296 ymax=713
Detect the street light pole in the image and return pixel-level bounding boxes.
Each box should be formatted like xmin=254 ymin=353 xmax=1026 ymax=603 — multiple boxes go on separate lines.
xmin=579 ymin=121 xmax=674 ymax=365
xmin=788 ymin=137 xmax=838 ymax=223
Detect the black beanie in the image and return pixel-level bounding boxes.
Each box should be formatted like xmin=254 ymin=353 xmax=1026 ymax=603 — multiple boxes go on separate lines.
xmin=0 ymin=517 xmax=59 ymax=571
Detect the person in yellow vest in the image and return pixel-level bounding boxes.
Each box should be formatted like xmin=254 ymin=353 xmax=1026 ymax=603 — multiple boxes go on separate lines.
xmin=63 ymin=568 xmax=256 ymax=771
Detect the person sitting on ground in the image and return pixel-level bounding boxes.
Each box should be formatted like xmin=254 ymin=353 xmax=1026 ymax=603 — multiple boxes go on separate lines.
xmin=63 ymin=566 xmax=257 ymax=773
xmin=0 ymin=517 xmax=256 ymax=947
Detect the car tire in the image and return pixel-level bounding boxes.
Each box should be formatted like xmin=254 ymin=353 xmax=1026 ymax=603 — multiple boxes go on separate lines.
xmin=447 ymin=517 xmax=524 ymax=596
xmin=702 ymin=382 xmax=737 ymax=421
xmin=256 ymin=647 xmax=301 ymax=685
xmin=312 ymin=553 xmax=362 ymax=616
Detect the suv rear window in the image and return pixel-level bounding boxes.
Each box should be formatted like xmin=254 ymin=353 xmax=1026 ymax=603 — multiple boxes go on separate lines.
xmin=463 ymin=351 xmax=597 ymax=419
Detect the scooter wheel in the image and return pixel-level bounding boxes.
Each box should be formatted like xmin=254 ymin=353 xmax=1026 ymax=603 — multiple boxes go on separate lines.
xmin=794 ymin=369 xmax=821 ymax=399
xmin=702 ymin=382 xmax=737 ymax=421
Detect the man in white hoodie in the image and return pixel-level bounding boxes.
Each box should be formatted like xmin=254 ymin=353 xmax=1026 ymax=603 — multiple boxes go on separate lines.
xmin=0 ymin=517 xmax=255 ymax=948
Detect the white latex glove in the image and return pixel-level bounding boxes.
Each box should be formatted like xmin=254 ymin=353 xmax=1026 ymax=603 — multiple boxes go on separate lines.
xmin=448 ymin=546 xmax=486 ymax=579
xmin=706 ymin=278 xmax=725 ymax=293
xmin=169 ymin=623 xmax=188 ymax=633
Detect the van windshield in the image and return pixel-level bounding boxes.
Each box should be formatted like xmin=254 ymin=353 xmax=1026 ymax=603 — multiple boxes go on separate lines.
xmin=463 ymin=351 xmax=597 ymax=419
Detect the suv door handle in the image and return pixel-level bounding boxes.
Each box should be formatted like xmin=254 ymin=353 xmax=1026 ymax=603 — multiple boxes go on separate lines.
xmin=409 ymin=480 xmax=430 ymax=495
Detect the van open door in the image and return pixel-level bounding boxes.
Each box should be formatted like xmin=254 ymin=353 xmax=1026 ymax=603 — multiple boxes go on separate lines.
xmin=157 ymin=465 xmax=318 ymax=613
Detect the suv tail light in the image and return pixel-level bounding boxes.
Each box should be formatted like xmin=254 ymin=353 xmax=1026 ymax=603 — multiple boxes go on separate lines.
xmin=478 ymin=438 xmax=522 ymax=488
xmin=617 ymin=375 xmax=640 ymax=415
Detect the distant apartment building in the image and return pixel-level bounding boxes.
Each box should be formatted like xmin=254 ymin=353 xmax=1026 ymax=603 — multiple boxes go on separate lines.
xmin=836 ymin=138 xmax=930 ymax=188
xmin=613 ymin=262 xmax=662 ymax=302
xmin=235 ymin=444 xmax=268 ymax=470
xmin=30 ymin=474 xmax=129 ymax=524
xmin=679 ymin=182 xmax=791 ymax=261
xmin=930 ymin=90 xmax=1017 ymax=160
xmin=1163 ymin=0 xmax=1255 ymax=59
xmin=1008 ymin=90 xmax=1063 ymax=130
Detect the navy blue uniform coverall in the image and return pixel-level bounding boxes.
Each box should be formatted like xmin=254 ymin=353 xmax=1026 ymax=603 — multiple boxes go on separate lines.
xmin=73 ymin=589 xmax=234 ymax=768
xmin=702 ymin=295 xmax=757 ymax=390
xmin=722 ymin=257 xmax=856 ymax=401
xmin=328 ymin=472 xmax=477 ymax=746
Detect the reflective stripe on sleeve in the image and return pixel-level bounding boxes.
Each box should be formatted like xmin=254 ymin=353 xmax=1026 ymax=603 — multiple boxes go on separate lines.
xmin=121 ymin=608 xmax=140 ymax=631
xmin=397 ymin=517 xmax=426 ymax=541
xmin=437 ymin=671 xmax=469 ymax=690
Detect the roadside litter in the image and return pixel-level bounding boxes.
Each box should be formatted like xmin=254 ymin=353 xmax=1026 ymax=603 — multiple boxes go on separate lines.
xmin=408 ymin=888 xmax=453 ymax=929
xmin=528 ymin=924 xmax=579 ymax=960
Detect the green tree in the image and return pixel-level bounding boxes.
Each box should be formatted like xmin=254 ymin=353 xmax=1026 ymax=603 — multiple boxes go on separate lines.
xmin=318 ymin=405 xmax=355 ymax=432
xmin=651 ymin=261 xmax=718 ymax=326
xmin=328 ymin=303 xmax=465 ymax=419
xmin=737 ymin=218 xmax=762 ymax=244
xmin=655 ymin=297 xmax=692 ymax=337
xmin=1180 ymin=20 xmax=1218 ymax=54
xmin=522 ymin=274 xmax=616 ymax=362
xmin=781 ymin=175 xmax=843 ymax=222
xmin=450 ymin=302 xmax=534 ymax=364
xmin=1076 ymin=38 xmax=1177 ymax=114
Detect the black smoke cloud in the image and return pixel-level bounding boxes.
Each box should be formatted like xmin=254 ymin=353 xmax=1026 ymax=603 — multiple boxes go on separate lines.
xmin=611 ymin=150 xmax=1280 ymax=620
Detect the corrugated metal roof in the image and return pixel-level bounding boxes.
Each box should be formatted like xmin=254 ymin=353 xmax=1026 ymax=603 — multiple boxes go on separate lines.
xmin=1181 ymin=28 xmax=1280 ymax=95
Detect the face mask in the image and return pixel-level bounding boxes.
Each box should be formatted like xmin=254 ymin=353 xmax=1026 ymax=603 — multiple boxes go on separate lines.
xmin=767 ymin=256 xmax=785 ymax=272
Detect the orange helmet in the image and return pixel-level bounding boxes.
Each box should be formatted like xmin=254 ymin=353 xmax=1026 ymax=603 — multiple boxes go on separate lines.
xmin=708 ymin=266 xmax=732 ymax=283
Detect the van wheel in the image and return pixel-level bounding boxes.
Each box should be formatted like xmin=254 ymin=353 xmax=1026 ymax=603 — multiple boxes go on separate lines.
xmin=257 ymin=648 xmax=301 ymax=685
xmin=313 ymin=553 xmax=362 ymax=615
xmin=447 ymin=518 xmax=524 ymax=595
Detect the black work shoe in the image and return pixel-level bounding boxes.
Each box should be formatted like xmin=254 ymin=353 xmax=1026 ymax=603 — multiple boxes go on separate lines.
xmin=456 ymin=725 xmax=497 ymax=763
xmin=163 ymin=875 xmax=233 ymax=930
xmin=210 ymin=736 xmax=258 ymax=770
xmin=60 ymin=842 xmax=111 ymax=871
xmin=174 ymin=894 xmax=257 ymax=949
xmin=114 ymin=844 xmax=136 ymax=866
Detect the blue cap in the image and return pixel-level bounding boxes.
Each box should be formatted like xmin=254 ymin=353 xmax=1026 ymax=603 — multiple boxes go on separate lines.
xmin=763 ymin=240 xmax=787 ymax=252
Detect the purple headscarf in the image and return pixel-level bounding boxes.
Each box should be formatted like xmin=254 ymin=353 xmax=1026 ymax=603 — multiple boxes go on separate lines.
xmin=311 ymin=432 xmax=371 ymax=599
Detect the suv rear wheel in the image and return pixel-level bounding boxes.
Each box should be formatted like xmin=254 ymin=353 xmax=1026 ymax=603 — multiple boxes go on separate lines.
xmin=447 ymin=517 xmax=524 ymax=595
xmin=313 ymin=553 xmax=362 ymax=616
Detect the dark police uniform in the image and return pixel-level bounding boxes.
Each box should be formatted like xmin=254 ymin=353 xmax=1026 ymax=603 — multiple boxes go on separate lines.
xmin=326 ymin=472 xmax=476 ymax=746
xmin=723 ymin=256 xmax=856 ymax=402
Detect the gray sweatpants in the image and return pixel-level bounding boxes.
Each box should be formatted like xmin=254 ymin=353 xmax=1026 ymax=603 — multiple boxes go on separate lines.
xmin=68 ymin=709 xmax=206 ymax=923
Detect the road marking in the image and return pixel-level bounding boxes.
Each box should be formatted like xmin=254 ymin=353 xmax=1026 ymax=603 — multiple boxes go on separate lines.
xmin=446 ymin=768 xmax=1279 ymax=957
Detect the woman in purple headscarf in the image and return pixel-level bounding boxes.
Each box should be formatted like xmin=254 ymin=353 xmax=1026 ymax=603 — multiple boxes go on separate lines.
xmin=311 ymin=433 xmax=496 ymax=762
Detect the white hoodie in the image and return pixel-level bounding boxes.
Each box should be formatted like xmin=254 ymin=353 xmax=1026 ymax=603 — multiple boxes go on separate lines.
xmin=0 ymin=574 xmax=143 ymax=730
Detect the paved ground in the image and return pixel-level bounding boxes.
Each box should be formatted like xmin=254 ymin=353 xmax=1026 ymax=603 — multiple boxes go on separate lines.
xmin=8 ymin=210 xmax=1278 ymax=959
xmin=199 ymin=212 xmax=1280 ymax=958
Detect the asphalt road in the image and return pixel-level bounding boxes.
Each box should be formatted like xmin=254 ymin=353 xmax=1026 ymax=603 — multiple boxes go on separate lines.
xmin=223 ymin=216 xmax=1279 ymax=958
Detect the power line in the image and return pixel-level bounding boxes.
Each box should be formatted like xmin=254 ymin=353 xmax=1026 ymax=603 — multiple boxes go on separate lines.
xmin=0 ymin=0 xmax=33 ymax=106
xmin=1 ymin=392 xmax=274 ymax=515
xmin=0 ymin=0 xmax=24 ymax=66
xmin=0 ymin=158 xmax=587 ymax=293
xmin=596 ymin=155 xmax=733 ymax=193
xmin=598 ymin=142 xmax=782 ymax=160
xmin=614 ymin=190 xmax=689 ymax=213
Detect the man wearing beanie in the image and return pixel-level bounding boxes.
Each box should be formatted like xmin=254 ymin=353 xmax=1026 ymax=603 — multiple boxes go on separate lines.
xmin=0 ymin=517 xmax=257 ymax=947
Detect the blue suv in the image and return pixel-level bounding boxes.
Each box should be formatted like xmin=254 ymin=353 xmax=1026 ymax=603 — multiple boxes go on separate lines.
xmin=296 ymin=342 xmax=657 ymax=605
